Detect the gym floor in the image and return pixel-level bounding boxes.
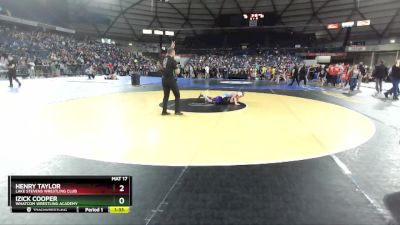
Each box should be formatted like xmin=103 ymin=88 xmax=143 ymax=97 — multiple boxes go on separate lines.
xmin=0 ymin=76 xmax=399 ymax=225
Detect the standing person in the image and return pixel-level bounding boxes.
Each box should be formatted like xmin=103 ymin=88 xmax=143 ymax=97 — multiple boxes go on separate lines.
xmin=271 ymin=66 xmax=276 ymax=81
xmin=308 ymin=66 xmax=315 ymax=80
xmin=319 ymin=65 xmax=326 ymax=86
xmin=264 ymin=67 xmax=270 ymax=80
xmin=251 ymin=67 xmax=257 ymax=80
xmin=357 ymin=62 xmax=366 ymax=90
xmin=223 ymin=66 xmax=228 ymax=79
xmin=108 ymin=63 xmax=113 ymax=74
xmin=204 ymin=65 xmax=210 ymax=79
xmin=298 ymin=64 xmax=308 ymax=86
xmin=384 ymin=60 xmax=400 ymax=101
xmin=340 ymin=64 xmax=349 ymax=88
xmin=189 ymin=64 xmax=194 ymax=79
xmin=373 ymin=60 xmax=388 ymax=96
xmin=85 ymin=64 xmax=95 ymax=79
xmin=274 ymin=67 xmax=287 ymax=84
xmin=261 ymin=66 xmax=267 ymax=80
xmin=333 ymin=64 xmax=339 ymax=87
xmin=289 ymin=64 xmax=300 ymax=86
xmin=330 ymin=64 xmax=341 ymax=87
xmin=336 ymin=64 xmax=344 ymax=87
xmin=348 ymin=65 xmax=360 ymax=93
xmin=282 ymin=67 xmax=288 ymax=83
xmin=327 ymin=64 xmax=335 ymax=86
xmin=315 ymin=65 xmax=321 ymax=81
xmin=7 ymin=55 xmax=21 ymax=88
xmin=161 ymin=41 xmax=183 ymax=116
xmin=343 ymin=64 xmax=352 ymax=88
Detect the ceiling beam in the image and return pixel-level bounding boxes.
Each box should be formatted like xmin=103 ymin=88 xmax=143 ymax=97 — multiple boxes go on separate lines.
xmin=198 ymin=0 xmax=230 ymax=37
xmin=308 ymin=0 xmax=334 ymax=40
xmin=354 ymin=8 xmax=382 ymax=38
xmin=269 ymin=0 xmax=294 ymax=33
xmin=70 ymin=0 xmax=94 ymax=17
xmin=216 ymin=0 xmax=226 ymax=22
xmin=155 ymin=0 xmax=164 ymax=29
xmin=270 ymin=0 xmax=278 ymax=14
xmin=167 ymin=2 xmax=197 ymax=36
xmin=147 ymin=17 xmax=157 ymax=28
xmin=199 ymin=0 xmax=216 ymax=20
xmin=301 ymin=0 xmax=331 ymax=33
xmin=92 ymin=23 xmax=102 ymax=36
xmin=198 ymin=0 xmax=219 ymax=28
xmin=119 ymin=0 xmax=139 ymax=40
xmin=250 ymin=0 xmax=262 ymax=12
xmin=71 ymin=0 xmax=106 ymax=37
xmin=175 ymin=0 xmax=193 ymax=38
xmin=188 ymin=0 xmax=192 ymax=16
xmin=276 ymin=0 xmax=297 ymax=34
xmin=123 ymin=14 xmax=173 ymax=21
xmin=103 ymin=0 xmax=147 ymax=36
xmin=333 ymin=9 xmax=356 ymax=41
xmin=122 ymin=13 xmax=139 ymax=40
xmin=279 ymin=0 xmax=296 ymax=17
xmin=232 ymin=0 xmax=244 ymax=15
xmin=380 ymin=8 xmax=400 ymax=37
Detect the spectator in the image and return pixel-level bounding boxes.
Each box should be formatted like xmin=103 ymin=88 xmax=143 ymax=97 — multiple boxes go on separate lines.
xmin=373 ymin=60 xmax=388 ymax=96
xmin=384 ymin=60 xmax=400 ymax=101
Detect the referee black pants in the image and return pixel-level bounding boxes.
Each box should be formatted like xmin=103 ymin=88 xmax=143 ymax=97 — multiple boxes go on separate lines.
xmin=162 ymin=78 xmax=181 ymax=113
xmin=289 ymin=76 xmax=299 ymax=86
xmin=299 ymin=76 xmax=307 ymax=86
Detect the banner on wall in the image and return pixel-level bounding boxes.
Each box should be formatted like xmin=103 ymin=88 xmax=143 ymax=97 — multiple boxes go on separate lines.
xmin=316 ymin=56 xmax=331 ymax=64
xmin=347 ymin=45 xmax=367 ymax=52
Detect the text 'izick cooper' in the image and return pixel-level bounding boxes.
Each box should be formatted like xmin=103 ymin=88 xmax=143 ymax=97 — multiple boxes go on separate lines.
xmin=15 ymin=196 xmax=58 ymax=202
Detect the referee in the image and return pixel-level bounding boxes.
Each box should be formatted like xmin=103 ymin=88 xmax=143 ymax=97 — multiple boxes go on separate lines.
xmin=7 ymin=54 xmax=21 ymax=88
xmin=161 ymin=41 xmax=182 ymax=116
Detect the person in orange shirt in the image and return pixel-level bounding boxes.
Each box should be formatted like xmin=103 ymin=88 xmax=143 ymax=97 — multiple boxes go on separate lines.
xmin=327 ymin=64 xmax=335 ymax=86
xmin=332 ymin=64 xmax=341 ymax=87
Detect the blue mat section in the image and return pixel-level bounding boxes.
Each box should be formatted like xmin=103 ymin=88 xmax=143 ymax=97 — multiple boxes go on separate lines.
xmin=139 ymin=76 xmax=163 ymax=85
xmin=140 ymin=77 xmax=323 ymax=91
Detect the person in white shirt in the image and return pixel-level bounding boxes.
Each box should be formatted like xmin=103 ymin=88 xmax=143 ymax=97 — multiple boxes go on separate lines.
xmin=204 ymin=65 xmax=210 ymax=79
xmin=28 ymin=61 xmax=35 ymax=78
xmin=86 ymin=65 xmax=95 ymax=80
xmin=189 ymin=64 xmax=194 ymax=78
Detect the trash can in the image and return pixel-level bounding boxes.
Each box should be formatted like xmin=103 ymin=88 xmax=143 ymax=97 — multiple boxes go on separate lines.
xmin=131 ymin=74 xmax=140 ymax=86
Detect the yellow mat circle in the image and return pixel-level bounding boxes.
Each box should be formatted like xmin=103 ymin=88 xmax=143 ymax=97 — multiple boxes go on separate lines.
xmin=5 ymin=91 xmax=375 ymax=166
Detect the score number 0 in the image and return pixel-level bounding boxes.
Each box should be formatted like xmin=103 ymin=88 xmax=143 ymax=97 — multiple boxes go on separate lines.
xmin=119 ymin=185 xmax=125 ymax=204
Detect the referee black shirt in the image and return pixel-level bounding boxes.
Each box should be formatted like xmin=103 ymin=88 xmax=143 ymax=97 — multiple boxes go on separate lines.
xmin=162 ymin=56 xmax=178 ymax=80
xmin=8 ymin=58 xmax=17 ymax=74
